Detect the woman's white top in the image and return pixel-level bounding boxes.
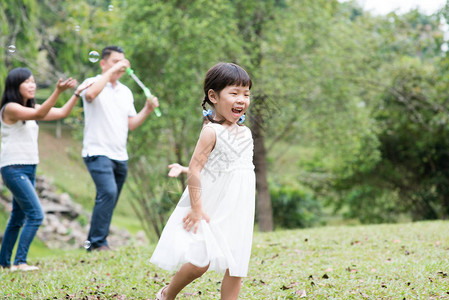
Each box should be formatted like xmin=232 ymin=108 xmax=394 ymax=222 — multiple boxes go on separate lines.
xmin=0 ymin=106 xmax=39 ymax=168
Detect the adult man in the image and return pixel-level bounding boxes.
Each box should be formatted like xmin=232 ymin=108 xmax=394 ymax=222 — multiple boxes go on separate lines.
xmin=80 ymin=46 xmax=159 ymax=251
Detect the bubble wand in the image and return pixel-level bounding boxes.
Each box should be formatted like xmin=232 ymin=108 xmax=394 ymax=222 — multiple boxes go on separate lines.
xmin=126 ymin=67 xmax=161 ymax=117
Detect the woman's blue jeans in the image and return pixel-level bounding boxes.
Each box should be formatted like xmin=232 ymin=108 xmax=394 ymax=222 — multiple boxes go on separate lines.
xmin=0 ymin=164 xmax=43 ymax=267
xmin=83 ymin=155 xmax=127 ymax=250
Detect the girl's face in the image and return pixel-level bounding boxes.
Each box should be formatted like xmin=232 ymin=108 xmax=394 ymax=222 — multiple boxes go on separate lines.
xmin=209 ymin=84 xmax=251 ymax=125
xmin=19 ymin=75 xmax=36 ymax=102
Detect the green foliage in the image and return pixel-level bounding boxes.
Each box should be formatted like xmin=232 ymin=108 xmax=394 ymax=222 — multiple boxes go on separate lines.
xmin=4 ymin=0 xmax=449 ymax=230
xmin=270 ymin=184 xmax=321 ymax=228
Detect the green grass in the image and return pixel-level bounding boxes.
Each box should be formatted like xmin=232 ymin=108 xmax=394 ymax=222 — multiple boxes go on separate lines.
xmin=1 ymin=220 xmax=449 ymax=299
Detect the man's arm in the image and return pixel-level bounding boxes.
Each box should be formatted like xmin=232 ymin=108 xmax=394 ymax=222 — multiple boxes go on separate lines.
xmin=128 ymin=97 xmax=159 ymax=130
xmin=85 ymin=59 xmax=130 ymax=102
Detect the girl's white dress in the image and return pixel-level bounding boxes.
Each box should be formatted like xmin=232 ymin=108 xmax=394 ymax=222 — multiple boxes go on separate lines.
xmin=150 ymin=123 xmax=255 ymax=277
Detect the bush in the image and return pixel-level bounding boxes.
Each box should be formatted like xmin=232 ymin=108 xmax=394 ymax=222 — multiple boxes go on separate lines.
xmin=270 ymin=184 xmax=321 ymax=229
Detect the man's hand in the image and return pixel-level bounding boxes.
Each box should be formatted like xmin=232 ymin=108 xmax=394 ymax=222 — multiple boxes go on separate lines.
xmin=145 ymin=96 xmax=159 ymax=112
xmin=110 ymin=59 xmax=130 ymax=75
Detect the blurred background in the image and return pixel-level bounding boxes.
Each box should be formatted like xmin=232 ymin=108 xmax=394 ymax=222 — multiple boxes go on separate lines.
xmin=1 ymin=0 xmax=449 ymax=244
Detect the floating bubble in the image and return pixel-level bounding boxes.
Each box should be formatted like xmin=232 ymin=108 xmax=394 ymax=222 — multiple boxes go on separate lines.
xmin=75 ymin=25 xmax=80 ymax=32
xmin=108 ymin=4 xmax=114 ymax=12
xmin=83 ymin=240 xmax=91 ymax=249
xmin=88 ymin=51 xmax=100 ymax=63
xmin=7 ymin=45 xmax=16 ymax=53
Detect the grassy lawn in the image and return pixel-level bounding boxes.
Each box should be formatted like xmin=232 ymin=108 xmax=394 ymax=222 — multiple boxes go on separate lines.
xmin=1 ymin=220 xmax=448 ymax=299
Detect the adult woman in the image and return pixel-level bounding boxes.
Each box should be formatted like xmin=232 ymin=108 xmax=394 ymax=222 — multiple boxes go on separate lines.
xmin=0 ymin=67 xmax=89 ymax=271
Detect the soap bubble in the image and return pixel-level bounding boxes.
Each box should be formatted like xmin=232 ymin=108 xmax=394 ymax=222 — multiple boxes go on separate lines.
xmin=75 ymin=25 xmax=80 ymax=32
xmin=88 ymin=51 xmax=100 ymax=63
xmin=7 ymin=45 xmax=16 ymax=53
xmin=108 ymin=4 xmax=114 ymax=11
xmin=83 ymin=240 xmax=91 ymax=249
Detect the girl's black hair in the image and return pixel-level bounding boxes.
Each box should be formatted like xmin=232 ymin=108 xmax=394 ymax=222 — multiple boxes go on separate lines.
xmin=202 ymin=62 xmax=252 ymax=124
xmin=1 ymin=67 xmax=36 ymax=110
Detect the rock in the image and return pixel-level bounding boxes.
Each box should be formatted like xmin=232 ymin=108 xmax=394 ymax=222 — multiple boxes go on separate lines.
xmin=0 ymin=175 xmax=135 ymax=250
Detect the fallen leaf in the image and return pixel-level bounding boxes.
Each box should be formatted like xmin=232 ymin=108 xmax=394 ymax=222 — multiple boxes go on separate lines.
xmin=280 ymin=282 xmax=300 ymax=290
xmin=437 ymin=271 xmax=448 ymax=277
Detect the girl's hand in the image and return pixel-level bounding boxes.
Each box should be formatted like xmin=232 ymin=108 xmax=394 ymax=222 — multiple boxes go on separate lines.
xmin=168 ymin=163 xmax=187 ymax=178
xmin=56 ymin=78 xmax=77 ymax=92
xmin=75 ymin=80 xmax=94 ymax=95
xmin=183 ymin=209 xmax=210 ymax=234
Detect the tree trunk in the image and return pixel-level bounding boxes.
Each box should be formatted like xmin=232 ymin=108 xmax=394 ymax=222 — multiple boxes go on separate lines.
xmin=250 ymin=95 xmax=273 ymax=232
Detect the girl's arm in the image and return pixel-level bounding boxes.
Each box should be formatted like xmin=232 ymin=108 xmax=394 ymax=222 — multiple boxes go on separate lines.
xmin=183 ymin=126 xmax=216 ymax=233
xmin=42 ymin=80 xmax=93 ymax=121
xmin=3 ymin=78 xmax=76 ymax=123
xmin=168 ymin=163 xmax=188 ymax=177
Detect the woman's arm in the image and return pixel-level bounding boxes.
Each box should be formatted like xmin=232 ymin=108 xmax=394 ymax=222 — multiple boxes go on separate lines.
xmin=42 ymin=80 xmax=93 ymax=121
xmin=182 ymin=126 xmax=216 ymax=233
xmin=3 ymin=78 xmax=77 ymax=123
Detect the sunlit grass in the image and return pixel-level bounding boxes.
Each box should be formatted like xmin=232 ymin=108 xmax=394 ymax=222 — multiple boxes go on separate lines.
xmin=1 ymin=221 xmax=448 ymax=299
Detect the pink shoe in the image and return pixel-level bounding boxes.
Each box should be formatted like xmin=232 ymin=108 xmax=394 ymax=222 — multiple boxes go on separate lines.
xmin=156 ymin=286 xmax=168 ymax=300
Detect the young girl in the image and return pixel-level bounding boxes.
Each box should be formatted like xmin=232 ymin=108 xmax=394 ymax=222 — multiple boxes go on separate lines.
xmin=0 ymin=67 xmax=90 ymax=271
xmin=150 ymin=62 xmax=255 ymax=300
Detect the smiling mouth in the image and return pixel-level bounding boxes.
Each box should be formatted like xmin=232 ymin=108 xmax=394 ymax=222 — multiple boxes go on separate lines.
xmin=232 ymin=108 xmax=243 ymax=114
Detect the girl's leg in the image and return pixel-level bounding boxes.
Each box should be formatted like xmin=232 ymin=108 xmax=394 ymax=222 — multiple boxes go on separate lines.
xmin=162 ymin=263 xmax=209 ymax=300
xmin=221 ymin=270 xmax=241 ymax=300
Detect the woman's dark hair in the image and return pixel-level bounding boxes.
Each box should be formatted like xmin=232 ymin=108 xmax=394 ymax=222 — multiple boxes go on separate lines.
xmin=202 ymin=62 xmax=252 ymax=124
xmin=1 ymin=67 xmax=35 ymax=110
